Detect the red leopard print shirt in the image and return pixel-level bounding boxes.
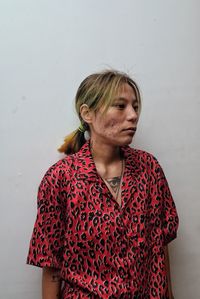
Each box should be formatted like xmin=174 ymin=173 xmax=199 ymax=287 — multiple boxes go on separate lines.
xmin=27 ymin=141 xmax=179 ymax=299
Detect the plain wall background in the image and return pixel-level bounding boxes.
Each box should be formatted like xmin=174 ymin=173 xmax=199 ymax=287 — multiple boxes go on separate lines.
xmin=0 ymin=0 xmax=199 ymax=298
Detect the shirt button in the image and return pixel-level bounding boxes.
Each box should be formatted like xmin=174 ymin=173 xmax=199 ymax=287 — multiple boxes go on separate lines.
xmin=133 ymin=216 xmax=138 ymax=223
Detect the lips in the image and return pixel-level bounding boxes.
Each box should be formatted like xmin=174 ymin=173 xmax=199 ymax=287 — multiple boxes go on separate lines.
xmin=123 ymin=127 xmax=137 ymax=132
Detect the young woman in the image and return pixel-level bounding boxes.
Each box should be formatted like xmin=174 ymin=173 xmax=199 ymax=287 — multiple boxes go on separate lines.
xmin=27 ymin=70 xmax=179 ymax=299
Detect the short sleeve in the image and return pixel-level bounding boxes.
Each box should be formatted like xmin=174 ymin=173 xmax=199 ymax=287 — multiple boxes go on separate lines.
xmin=150 ymin=156 xmax=179 ymax=246
xmin=27 ymin=165 xmax=66 ymax=269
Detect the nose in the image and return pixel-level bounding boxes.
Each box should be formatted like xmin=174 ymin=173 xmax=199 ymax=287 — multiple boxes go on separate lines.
xmin=127 ymin=105 xmax=138 ymax=122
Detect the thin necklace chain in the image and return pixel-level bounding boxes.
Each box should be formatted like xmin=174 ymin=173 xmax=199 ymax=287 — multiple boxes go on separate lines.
xmin=116 ymin=158 xmax=124 ymax=201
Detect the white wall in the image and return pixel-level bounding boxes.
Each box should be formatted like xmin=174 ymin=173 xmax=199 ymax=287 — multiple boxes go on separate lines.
xmin=0 ymin=0 xmax=199 ymax=298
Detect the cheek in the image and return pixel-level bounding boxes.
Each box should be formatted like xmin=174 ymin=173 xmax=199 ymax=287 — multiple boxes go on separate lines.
xmin=103 ymin=119 xmax=121 ymax=133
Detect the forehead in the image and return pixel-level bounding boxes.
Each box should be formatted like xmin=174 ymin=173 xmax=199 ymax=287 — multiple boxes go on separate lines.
xmin=115 ymin=83 xmax=137 ymax=102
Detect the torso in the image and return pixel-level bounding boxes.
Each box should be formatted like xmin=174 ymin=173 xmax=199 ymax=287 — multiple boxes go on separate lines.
xmin=27 ymin=141 xmax=179 ymax=298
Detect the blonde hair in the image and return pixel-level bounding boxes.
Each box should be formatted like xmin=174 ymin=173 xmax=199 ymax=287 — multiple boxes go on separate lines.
xmin=58 ymin=69 xmax=141 ymax=154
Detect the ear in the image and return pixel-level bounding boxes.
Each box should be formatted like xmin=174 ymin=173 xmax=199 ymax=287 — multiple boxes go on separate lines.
xmin=79 ymin=104 xmax=94 ymax=124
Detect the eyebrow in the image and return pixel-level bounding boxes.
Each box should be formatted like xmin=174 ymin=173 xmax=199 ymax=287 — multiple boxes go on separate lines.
xmin=114 ymin=97 xmax=138 ymax=104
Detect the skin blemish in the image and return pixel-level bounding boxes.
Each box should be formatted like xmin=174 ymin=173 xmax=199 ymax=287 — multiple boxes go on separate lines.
xmin=104 ymin=119 xmax=118 ymax=129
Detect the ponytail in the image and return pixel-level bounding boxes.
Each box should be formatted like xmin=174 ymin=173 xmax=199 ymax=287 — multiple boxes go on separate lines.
xmin=58 ymin=127 xmax=86 ymax=155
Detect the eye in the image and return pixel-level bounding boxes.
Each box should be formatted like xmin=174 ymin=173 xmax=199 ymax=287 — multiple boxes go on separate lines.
xmin=113 ymin=103 xmax=126 ymax=109
xmin=133 ymin=105 xmax=139 ymax=112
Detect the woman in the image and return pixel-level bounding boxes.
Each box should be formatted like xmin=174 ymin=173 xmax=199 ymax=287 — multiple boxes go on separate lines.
xmin=27 ymin=70 xmax=179 ymax=299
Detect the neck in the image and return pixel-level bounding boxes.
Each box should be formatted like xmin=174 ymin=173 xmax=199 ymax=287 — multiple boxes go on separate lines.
xmin=90 ymin=139 xmax=122 ymax=166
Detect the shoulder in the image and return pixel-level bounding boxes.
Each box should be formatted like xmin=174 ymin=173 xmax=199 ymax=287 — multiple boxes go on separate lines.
xmin=128 ymin=147 xmax=159 ymax=164
xmin=40 ymin=154 xmax=76 ymax=187
xmin=41 ymin=145 xmax=89 ymax=183
xmin=125 ymin=146 xmax=165 ymax=176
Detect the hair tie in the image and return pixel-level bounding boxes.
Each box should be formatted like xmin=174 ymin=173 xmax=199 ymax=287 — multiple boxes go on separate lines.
xmin=78 ymin=123 xmax=85 ymax=133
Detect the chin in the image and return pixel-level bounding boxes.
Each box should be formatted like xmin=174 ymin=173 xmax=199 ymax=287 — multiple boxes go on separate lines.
xmin=117 ymin=138 xmax=134 ymax=147
xmin=124 ymin=140 xmax=133 ymax=146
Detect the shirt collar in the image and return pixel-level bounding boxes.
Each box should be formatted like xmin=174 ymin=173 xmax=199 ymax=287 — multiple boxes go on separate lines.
xmin=74 ymin=141 xmax=141 ymax=182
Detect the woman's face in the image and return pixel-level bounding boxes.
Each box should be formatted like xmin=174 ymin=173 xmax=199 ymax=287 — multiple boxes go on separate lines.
xmin=90 ymin=83 xmax=139 ymax=147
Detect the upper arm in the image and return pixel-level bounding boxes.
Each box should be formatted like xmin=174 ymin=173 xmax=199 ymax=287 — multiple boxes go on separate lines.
xmin=27 ymin=164 xmax=66 ymax=269
xmin=150 ymin=155 xmax=179 ymax=246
